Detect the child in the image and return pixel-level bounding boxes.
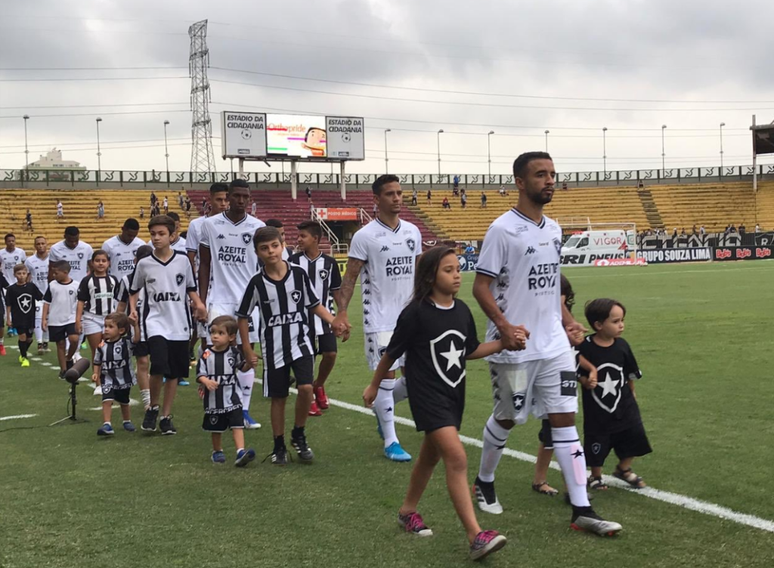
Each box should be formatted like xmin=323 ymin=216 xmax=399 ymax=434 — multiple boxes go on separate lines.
xmin=114 ymin=244 xmax=154 ymax=410
xmin=196 ymin=315 xmax=256 ymax=466
xmin=362 ymin=247 xmax=514 ymax=561
xmin=579 ymin=298 xmax=651 ymax=489
xmin=531 ymin=275 xmax=596 ymax=497
xmin=139 ymin=206 xmax=145 ymax=220
xmin=0 ymin=273 xmax=7 ymax=355
xmin=5 ymin=264 xmax=43 ymax=367
xmin=92 ymin=312 xmax=140 ymax=436
xmin=42 ymin=260 xmax=81 ymax=376
xmin=289 ymin=220 xmax=343 ymax=416
xmin=76 ymin=250 xmax=118 ymax=394
xmin=130 ymin=215 xmax=207 ymax=435
xmin=237 ymin=226 xmax=340 ymax=465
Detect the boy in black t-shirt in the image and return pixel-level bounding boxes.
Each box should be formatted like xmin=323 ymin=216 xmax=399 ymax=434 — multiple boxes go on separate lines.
xmin=578 ymin=298 xmax=652 ymax=489
xmin=5 ymin=264 xmax=42 ymax=367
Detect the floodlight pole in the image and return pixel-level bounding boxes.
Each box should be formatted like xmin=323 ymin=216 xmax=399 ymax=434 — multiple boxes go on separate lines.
xmin=752 ymin=114 xmax=758 ymax=192
xmin=384 ymin=128 xmax=391 ymax=174
xmin=487 ymin=130 xmax=494 ymax=180
xmin=661 ymin=125 xmax=667 ymax=172
xmin=436 ymin=129 xmax=444 ymax=177
xmin=290 ymin=160 xmax=298 ymax=200
xmin=340 ymin=161 xmax=346 ymax=201
xmin=544 ymin=130 xmax=549 ymax=152
xmin=96 ymin=117 xmax=103 ymax=182
xmin=719 ymin=122 xmax=725 ymax=172
xmin=163 ymin=120 xmax=170 ymax=175
xmin=602 ymin=127 xmax=608 ymax=176
xmin=22 ymin=114 xmax=29 ymax=187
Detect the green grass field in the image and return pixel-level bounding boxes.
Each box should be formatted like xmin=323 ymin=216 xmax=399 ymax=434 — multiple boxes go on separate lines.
xmin=2 ymin=262 xmax=774 ymax=568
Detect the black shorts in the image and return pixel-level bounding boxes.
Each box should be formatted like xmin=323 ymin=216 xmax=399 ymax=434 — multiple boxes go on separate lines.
xmin=263 ymin=356 xmax=314 ymax=399
xmin=147 ymin=336 xmax=190 ymax=379
xmin=584 ymin=423 xmax=652 ymax=468
xmin=102 ymin=385 xmax=131 ymax=405
xmin=315 ymin=332 xmax=337 ymax=355
xmin=49 ymin=323 xmax=78 ymax=343
xmin=11 ymin=315 xmax=34 ymax=335
xmin=202 ymin=408 xmax=244 ymax=432
xmin=134 ymin=341 xmax=149 ymax=358
xmin=538 ymin=419 xmax=553 ymax=449
xmin=409 ymin=391 xmax=464 ymax=434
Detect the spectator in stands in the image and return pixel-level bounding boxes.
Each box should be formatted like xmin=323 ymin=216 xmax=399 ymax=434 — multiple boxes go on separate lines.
xmin=498 ymin=185 xmax=506 ymax=196
xmin=97 ymin=200 xmax=105 ymax=221
xmin=755 ymin=223 xmax=761 ymax=233
xmin=150 ymin=192 xmax=157 ymax=207
xmin=691 ymin=225 xmax=697 ymax=235
xmin=739 ymin=222 xmax=746 ymax=237
xmin=201 ymin=197 xmax=207 ymax=214
xmin=427 ymin=189 xmax=432 ymax=203
xmin=700 ymin=225 xmax=706 ymax=235
xmin=25 ymin=210 xmax=33 ymax=233
xmin=637 ymin=181 xmax=644 ymax=189
xmin=184 ymin=195 xmax=192 ymax=217
xmin=178 ymin=192 xmax=184 ymax=210
xmin=464 ymin=243 xmax=476 ymax=255
xmin=680 ymin=228 xmax=686 ymax=236
xmin=453 ymin=186 xmax=460 ymax=197
xmin=163 ymin=196 xmax=169 ymax=214
xmin=442 ymin=197 xmax=451 ymax=210
xmin=411 ymin=189 xmax=418 ymax=206
xmin=461 ymin=189 xmax=468 ymax=209
xmin=306 ymin=186 xmax=312 ymax=201
xmin=481 ymin=192 xmax=487 ymax=208
xmin=56 ymin=200 xmax=64 ymax=221
xmin=729 ymin=224 xmax=737 ymax=234
xmin=562 ymin=182 xmax=568 ymax=191
xmin=453 ymin=174 xmax=460 ymax=191
xmin=251 ymin=201 xmax=257 ymax=217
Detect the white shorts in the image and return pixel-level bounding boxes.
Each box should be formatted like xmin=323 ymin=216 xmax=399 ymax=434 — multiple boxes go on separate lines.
xmin=207 ymin=303 xmax=258 ymax=344
xmin=365 ymin=331 xmax=404 ymax=372
xmin=490 ymin=350 xmax=578 ymax=425
xmin=82 ymin=313 xmax=105 ymax=336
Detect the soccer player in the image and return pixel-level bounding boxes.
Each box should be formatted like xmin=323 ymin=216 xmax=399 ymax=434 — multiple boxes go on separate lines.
xmin=237 ymin=226 xmax=340 ymax=465
xmin=333 ymin=174 xmax=423 ymax=462
xmin=48 ymin=226 xmax=93 ymax=282
xmin=1 ymin=234 xmax=26 ymax=337
xmin=264 ymin=219 xmax=295 ymax=260
xmin=25 ymin=236 xmax=50 ymax=354
xmin=5 ymin=264 xmax=42 ymax=367
xmin=92 ymin=312 xmax=140 ymax=436
xmin=471 ymin=151 xmax=622 ymax=536
xmin=148 ymin=212 xmax=186 ymax=253
xmin=363 ymin=247 xmax=511 ymax=561
xmin=0 ymin=273 xmax=7 ymax=355
xmin=196 ymin=315 xmax=256 ymax=466
xmin=290 ymin=220 xmax=342 ymax=416
xmin=42 ymin=260 xmax=80 ymax=376
xmin=76 ymin=250 xmax=118 ymax=394
xmin=198 ymin=179 xmax=265 ymax=429
xmin=102 ymin=218 xmax=145 ymax=280
xmin=579 ymin=299 xmax=651 ymax=490
xmin=114 ymin=244 xmax=154 ymax=410
xmin=130 ymin=215 xmax=207 ymax=435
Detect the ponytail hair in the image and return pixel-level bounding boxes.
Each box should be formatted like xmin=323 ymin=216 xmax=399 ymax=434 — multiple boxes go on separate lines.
xmin=412 ymin=246 xmax=458 ymax=305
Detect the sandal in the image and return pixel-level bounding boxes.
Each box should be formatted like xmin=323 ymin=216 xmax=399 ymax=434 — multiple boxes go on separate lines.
xmin=613 ymin=466 xmax=646 ymax=488
xmin=531 ymin=481 xmax=559 ymax=496
xmin=587 ymin=476 xmax=609 ymax=491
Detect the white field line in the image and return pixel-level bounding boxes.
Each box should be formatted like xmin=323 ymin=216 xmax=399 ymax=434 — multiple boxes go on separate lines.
xmin=283 ymin=382 xmax=774 ymax=534
xmin=0 ymin=414 xmax=38 ymax=421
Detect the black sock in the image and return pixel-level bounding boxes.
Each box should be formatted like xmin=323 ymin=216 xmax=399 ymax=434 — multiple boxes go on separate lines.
xmin=273 ymin=435 xmax=286 ymax=452
xmin=292 ymin=425 xmax=305 ymax=439
xmin=572 ymin=505 xmax=594 ymax=517
xmin=19 ymin=339 xmax=28 ymax=358
xmin=26 ymin=339 xmax=33 ymax=354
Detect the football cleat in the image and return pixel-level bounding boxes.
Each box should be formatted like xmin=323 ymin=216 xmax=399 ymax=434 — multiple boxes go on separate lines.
xmin=235 ymin=448 xmax=256 ymax=467
xmin=178 ymin=380 xmax=190 ymax=387
xmin=314 ymin=385 xmax=329 ymax=409
xmin=269 ymin=448 xmax=289 ymax=466
xmin=243 ymin=410 xmax=261 ymax=429
xmin=291 ymin=430 xmax=314 ymax=463
xmin=308 ymin=400 xmax=323 ymax=416
xmin=473 ymin=477 xmax=503 ymax=515
xmin=571 ymin=509 xmax=623 ymax=536
xmin=0 ymin=345 xmax=6 ymax=356
xmin=469 ymin=530 xmax=507 ymax=561
xmin=384 ymin=442 xmax=411 ymax=462
xmin=20 ymin=357 xmax=30 ymax=367
xmin=397 ymin=512 xmax=433 ymax=537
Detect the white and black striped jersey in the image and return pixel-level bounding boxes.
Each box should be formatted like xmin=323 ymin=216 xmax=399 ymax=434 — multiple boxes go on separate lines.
xmin=114 ymin=273 xmax=146 ymax=340
xmin=130 ymin=251 xmax=196 ymax=341
xmin=94 ymin=337 xmax=136 ymax=390
xmin=102 ymin=235 xmax=145 ymax=279
xmin=43 ymin=279 xmax=80 ymax=326
xmin=0 ymin=247 xmax=26 ymax=284
xmin=48 ymin=240 xmax=93 ymax=282
xmin=236 ymin=263 xmax=320 ymax=370
xmin=25 ymin=254 xmax=50 ymax=294
xmin=77 ymin=274 xmax=118 ymax=316
xmin=199 ymin=212 xmax=265 ymax=304
xmin=196 ymin=346 xmax=244 ymax=414
xmin=289 ymin=252 xmax=341 ymax=336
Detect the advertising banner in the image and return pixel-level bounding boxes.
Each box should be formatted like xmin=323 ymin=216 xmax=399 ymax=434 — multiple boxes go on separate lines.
xmin=316 ymin=208 xmax=359 ymax=221
xmin=593 ymin=258 xmax=648 ymax=267
xmin=636 ymin=247 xmax=712 ymax=264
xmin=325 ymin=116 xmax=365 ymax=160
xmin=266 ymin=114 xmax=328 ymax=158
xmin=560 ymin=252 xmax=627 ymax=266
xmin=713 ymin=246 xmax=774 ymax=261
xmin=221 ymin=111 xmax=267 ymax=159
xmin=457 ymin=254 xmax=478 ymax=272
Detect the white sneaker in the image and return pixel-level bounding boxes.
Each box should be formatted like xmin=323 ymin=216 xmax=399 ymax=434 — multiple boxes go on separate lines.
xmin=474 ymin=477 xmax=504 ymax=515
xmin=93 ymin=385 xmax=102 ymax=396
xmin=72 ymin=352 xmax=82 ymax=363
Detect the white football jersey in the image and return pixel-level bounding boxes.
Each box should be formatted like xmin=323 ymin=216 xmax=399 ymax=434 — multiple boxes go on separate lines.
xmin=0 ymin=247 xmax=26 ymax=283
xmin=43 ymin=279 xmax=80 ymax=326
xmin=102 ymin=235 xmax=145 ymax=279
xmin=200 ymin=212 xmax=265 ymax=305
xmin=349 ymin=218 xmax=422 ymax=334
xmin=25 ymin=254 xmax=50 ymax=294
xmin=130 ymin=251 xmax=196 ymax=341
xmin=48 ymin=240 xmax=93 ymax=282
xmin=476 ymin=208 xmax=570 ymax=363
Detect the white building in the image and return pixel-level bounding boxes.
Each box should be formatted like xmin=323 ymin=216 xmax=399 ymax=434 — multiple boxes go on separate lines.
xmin=27 ymin=148 xmax=85 ymax=171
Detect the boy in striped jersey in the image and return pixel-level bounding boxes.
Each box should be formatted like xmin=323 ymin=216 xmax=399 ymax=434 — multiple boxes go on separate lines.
xmin=290 ymin=220 xmax=343 ymax=416
xmin=237 ymin=227 xmax=342 ymax=465
xmin=92 ymin=312 xmax=140 ymax=436
xmin=196 ymin=315 xmax=256 ymax=466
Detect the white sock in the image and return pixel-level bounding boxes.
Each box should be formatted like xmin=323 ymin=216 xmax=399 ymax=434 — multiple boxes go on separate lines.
xmin=393 ymin=375 xmax=408 ymax=403
xmin=35 ymin=325 xmax=43 ymax=343
xmin=552 ymin=426 xmax=590 ymax=508
xmin=375 ymin=378 xmax=399 ymax=448
xmin=478 ymin=415 xmax=511 ymax=483
xmin=140 ymin=389 xmax=151 ymax=409
xmin=238 ymin=369 xmax=254 ymax=412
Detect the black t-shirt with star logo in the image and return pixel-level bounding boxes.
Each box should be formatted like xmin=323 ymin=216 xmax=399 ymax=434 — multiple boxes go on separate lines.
xmin=386 ymin=299 xmax=480 ymax=431
xmin=5 ymin=282 xmax=43 ymax=328
xmin=577 ymin=335 xmax=643 ymax=435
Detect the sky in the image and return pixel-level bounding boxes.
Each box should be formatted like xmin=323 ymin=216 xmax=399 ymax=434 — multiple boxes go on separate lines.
xmin=1 ymin=0 xmax=773 ymax=176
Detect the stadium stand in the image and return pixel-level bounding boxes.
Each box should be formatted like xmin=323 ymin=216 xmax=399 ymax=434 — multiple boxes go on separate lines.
xmin=649 ymin=182 xmax=757 ymax=233
xmin=0 ymin=189 xmax=189 ymax=250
